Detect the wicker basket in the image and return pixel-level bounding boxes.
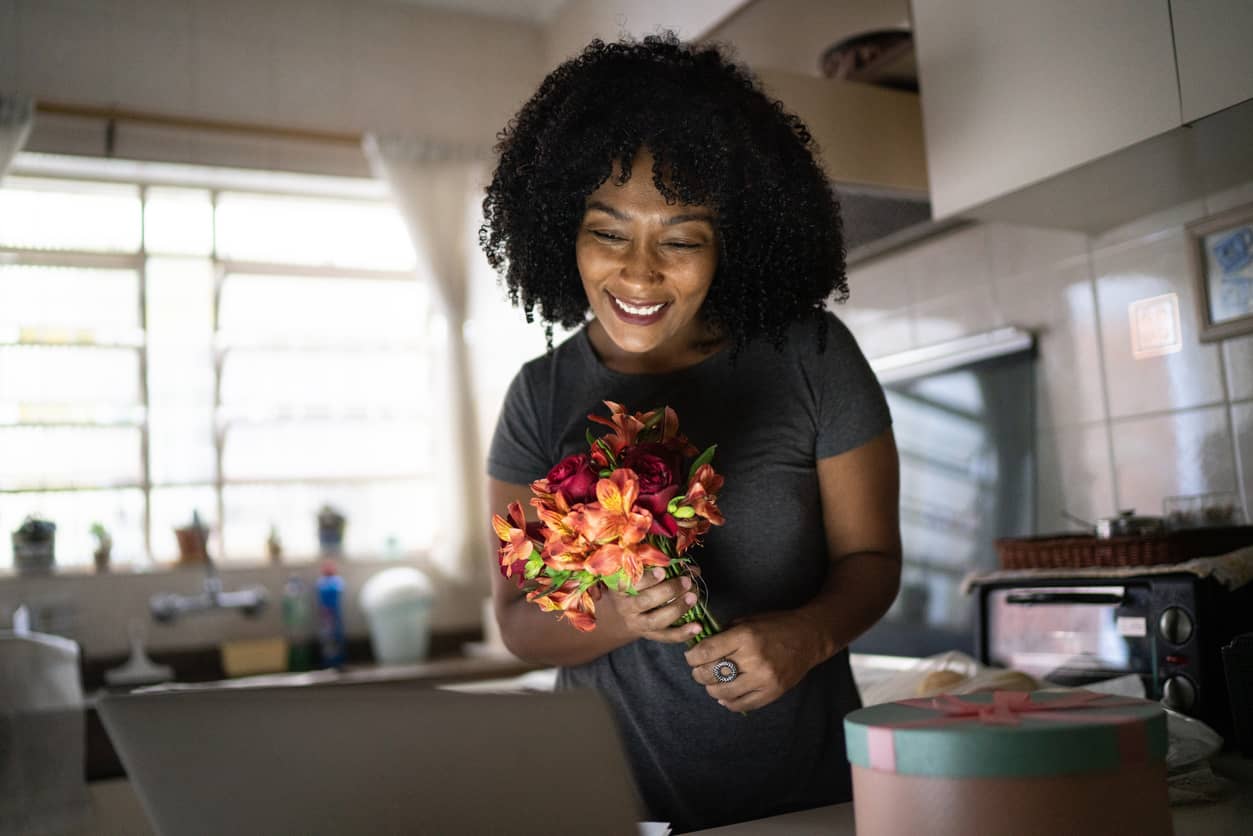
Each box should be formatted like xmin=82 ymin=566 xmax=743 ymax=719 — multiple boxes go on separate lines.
xmin=995 ymin=526 xmax=1253 ymax=571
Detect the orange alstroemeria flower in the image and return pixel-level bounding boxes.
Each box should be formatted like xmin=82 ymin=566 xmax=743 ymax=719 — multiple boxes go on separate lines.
xmin=587 ymin=401 xmax=647 ymax=457
xmin=491 ymin=501 xmax=536 ymax=580
xmin=528 ymin=577 xmax=598 ymax=632
xmin=572 ymin=469 xmax=653 ymax=545
xmin=685 ymin=464 xmax=725 ymax=526
xmin=586 ymin=541 xmax=669 ymax=587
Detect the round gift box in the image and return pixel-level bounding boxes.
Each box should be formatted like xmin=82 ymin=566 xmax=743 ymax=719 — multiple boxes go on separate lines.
xmin=843 ymin=690 xmax=1172 ymax=836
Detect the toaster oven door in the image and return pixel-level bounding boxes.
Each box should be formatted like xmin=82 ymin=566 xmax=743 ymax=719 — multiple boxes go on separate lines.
xmin=979 ymin=583 xmax=1157 ymax=686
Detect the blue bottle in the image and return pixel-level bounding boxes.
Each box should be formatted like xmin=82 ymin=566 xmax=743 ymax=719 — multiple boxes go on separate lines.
xmin=316 ymin=560 xmax=346 ymax=669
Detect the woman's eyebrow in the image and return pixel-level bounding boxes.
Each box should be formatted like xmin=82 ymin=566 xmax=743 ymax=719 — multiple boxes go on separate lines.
xmin=585 ymin=200 xmax=713 ymax=226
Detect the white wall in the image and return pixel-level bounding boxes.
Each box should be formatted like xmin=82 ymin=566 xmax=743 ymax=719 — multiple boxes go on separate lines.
xmin=2 ymin=0 xmax=547 ymax=173
xmin=842 ymin=180 xmax=1253 ymax=533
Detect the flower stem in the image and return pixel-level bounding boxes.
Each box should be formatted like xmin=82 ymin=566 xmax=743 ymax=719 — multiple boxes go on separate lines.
xmin=665 ymin=561 xmax=720 ymax=648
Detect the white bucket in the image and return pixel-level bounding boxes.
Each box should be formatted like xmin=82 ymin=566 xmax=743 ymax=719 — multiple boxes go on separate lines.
xmin=360 ymin=567 xmax=434 ymax=666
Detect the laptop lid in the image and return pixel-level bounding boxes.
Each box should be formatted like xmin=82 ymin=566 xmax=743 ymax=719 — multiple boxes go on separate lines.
xmin=98 ymin=683 xmax=641 ymax=836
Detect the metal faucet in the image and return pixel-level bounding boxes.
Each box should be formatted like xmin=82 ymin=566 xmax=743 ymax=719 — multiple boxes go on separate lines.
xmin=150 ymin=518 xmax=268 ymax=622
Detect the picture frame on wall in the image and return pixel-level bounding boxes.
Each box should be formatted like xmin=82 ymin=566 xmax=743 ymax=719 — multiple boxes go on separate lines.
xmin=1187 ymin=202 xmax=1253 ymax=342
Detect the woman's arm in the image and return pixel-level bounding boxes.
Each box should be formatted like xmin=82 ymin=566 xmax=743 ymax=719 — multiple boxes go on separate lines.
xmin=488 ymin=477 xmax=699 ymax=666
xmin=683 ymin=428 xmax=902 ymax=712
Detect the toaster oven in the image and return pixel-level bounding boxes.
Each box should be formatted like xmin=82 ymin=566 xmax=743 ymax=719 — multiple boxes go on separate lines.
xmin=974 ymin=572 xmax=1253 ymax=737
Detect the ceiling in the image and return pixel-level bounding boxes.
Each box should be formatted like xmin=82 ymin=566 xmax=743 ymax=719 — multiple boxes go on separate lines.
xmin=376 ymin=0 xmax=569 ymax=25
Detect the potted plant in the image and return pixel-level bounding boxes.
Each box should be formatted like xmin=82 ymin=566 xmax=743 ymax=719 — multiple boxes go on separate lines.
xmin=12 ymin=515 xmax=56 ymax=575
xmin=317 ymin=505 xmax=346 ymax=556
xmin=90 ymin=522 xmax=113 ymax=572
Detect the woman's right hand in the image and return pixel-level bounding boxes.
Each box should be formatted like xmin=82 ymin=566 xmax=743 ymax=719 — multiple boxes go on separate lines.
xmin=609 ymin=567 xmax=704 ymax=644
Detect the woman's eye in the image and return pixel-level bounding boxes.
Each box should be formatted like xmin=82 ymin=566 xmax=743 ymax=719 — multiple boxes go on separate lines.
xmin=591 ymin=230 xmax=624 ymax=242
xmin=664 ymin=241 xmax=700 ymax=250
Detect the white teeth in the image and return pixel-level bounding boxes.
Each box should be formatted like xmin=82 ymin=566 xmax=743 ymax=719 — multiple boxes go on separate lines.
xmin=613 ymin=296 xmax=665 ymax=316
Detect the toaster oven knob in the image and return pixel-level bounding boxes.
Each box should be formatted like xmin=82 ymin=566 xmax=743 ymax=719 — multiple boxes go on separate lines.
xmin=1162 ymin=675 xmax=1197 ymax=713
xmin=1158 ymin=607 xmax=1193 ymax=645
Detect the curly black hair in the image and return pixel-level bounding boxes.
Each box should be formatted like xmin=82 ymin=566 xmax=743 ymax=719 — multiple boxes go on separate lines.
xmin=479 ymin=33 xmax=847 ymax=354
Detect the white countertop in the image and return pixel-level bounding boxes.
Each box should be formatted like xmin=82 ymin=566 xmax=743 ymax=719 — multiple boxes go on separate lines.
xmin=690 ymin=754 xmax=1253 ymax=835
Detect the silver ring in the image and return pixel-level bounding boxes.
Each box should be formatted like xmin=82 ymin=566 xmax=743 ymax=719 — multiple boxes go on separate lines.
xmin=712 ymin=659 xmax=739 ymax=683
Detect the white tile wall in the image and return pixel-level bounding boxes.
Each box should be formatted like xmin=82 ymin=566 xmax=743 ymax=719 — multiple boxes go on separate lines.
xmin=1110 ymin=405 xmax=1239 ymax=516
xmin=1093 ymin=231 xmax=1227 ymax=417
xmin=986 ymin=222 xmax=1088 ymax=282
xmin=1233 ymin=401 xmax=1253 ymax=522
xmin=1205 ymin=179 xmax=1253 ymax=216
xmin=0 ymin=560 xmax=483 ymax=657
xmin=1036 ymin=421 xmax=1116 ymax=530
xmin=911 ymin=285 xmax=1003 ymax=345
xmin=997 ymin=261 xmax=1106 ymax=428
xmin=905 ymin=223 xmax=993 ymax=304
xmin=1224 ymin=335 xmax=1253 ymax=402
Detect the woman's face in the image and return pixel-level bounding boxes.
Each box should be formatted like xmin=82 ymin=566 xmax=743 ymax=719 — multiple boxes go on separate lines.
xmin=576 ymin=150 xmax=719 ymax=373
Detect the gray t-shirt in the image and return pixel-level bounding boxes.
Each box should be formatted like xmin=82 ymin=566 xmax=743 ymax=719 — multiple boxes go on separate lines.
xmin=487 ymin=312 xmax=892 ymax=833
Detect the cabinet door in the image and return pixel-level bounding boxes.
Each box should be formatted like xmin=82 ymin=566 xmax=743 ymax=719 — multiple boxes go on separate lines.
xmin=912 ymin=0 xmax=1181 ymax=219
xmin=1172 ymin=0 xmax=1253 ymax=123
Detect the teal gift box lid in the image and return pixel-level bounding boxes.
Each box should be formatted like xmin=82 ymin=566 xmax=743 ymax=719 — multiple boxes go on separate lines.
xmin=844 ymin=690 xmax=1167 ymax=779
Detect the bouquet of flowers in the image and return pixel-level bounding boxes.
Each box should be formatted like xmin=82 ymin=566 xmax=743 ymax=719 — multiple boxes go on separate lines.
xmin=492 ymin=401 xmax=725 ymax=642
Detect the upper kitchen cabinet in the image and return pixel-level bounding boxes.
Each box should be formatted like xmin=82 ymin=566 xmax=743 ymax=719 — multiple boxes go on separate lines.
xmin=1172 ymin=0 xmax=1253 ymax=123
xmin=911 ymin=0 xmax=1181 ymax=220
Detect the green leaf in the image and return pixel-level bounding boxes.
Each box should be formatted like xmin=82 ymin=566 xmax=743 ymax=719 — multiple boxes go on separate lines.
xmin=524 ymin=555 xmax=544 ymax=579
xmin=594 ymin=438 xmax=617 ymax=469
xmin=599 ymin=469 xmax=612 ymax=478
xmin=687 ymin=444 xmax=717 ymax=482
xmin=585 ymin=428 xmax=598 ymax=451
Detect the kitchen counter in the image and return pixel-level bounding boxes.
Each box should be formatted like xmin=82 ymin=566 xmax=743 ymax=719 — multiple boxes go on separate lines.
xmin=690 ymin=754 xmax=1253 ymax=835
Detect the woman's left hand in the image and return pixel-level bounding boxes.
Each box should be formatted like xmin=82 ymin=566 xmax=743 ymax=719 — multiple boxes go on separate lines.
xmin=684 ymin=610 xmax=829 ymax=713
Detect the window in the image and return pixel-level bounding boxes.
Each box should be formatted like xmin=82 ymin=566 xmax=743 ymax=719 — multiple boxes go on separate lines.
xmin=0 ymin=157 xmax=434 ymax=570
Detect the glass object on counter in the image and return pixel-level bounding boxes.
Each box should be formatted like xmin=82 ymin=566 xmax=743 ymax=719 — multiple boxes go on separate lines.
xmin=1164 ymin=491 xmax=1245 ymax=530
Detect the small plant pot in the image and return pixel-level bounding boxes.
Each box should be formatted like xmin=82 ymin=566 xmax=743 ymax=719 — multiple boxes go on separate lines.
xmin=13 ymin=536 xmax=55 ymax=575
xmin=93 ymin=546 xmax=112 ymax=573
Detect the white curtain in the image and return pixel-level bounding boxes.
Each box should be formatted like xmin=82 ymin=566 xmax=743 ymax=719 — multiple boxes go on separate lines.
xmin=0 ymin=95 xmax=34 ymax=183
xmin=363 ymin=135 xmax=490 ymax=583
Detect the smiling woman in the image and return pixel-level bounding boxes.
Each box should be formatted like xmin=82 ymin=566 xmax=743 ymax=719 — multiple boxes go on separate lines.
xmin=479 ymin=34 xmax=902 ymax=833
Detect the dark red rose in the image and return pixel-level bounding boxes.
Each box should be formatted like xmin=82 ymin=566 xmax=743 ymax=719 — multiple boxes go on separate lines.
xmin=621 ymin=444 xmax=681 ymax=496
xmin=622 ymin=444 xmax=683 ymax=537
xmin=546 ymin=453 xmax=599 ymax=503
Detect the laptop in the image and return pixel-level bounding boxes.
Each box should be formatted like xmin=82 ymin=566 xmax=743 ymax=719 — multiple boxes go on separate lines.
xmin=98 ymin=682 xmax=642 ymax=836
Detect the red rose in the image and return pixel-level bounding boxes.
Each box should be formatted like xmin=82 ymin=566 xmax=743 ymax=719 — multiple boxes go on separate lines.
xmin=546 ymin=453 xmax=599 ymax=503
xmin=621 ymin=444 xmax=680 ymax=495
xmin=622 ymin=444 xmax=682 ymax=537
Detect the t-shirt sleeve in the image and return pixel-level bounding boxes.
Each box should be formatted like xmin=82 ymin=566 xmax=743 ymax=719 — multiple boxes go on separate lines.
xmin=813 ymin=314 xmax=893 ymax=460
xmin=486 ymin=364 xmax=552 ymax=485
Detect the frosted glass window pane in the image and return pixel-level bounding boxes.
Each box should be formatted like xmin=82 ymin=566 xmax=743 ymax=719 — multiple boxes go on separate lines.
xmin=146 ymin=258 xmax=214 ymax=346
xmin=0 ymin=346 xmax=142 ymax=406
xmin=147 ymin=347 xmax=215 ymax=406
xmin=219 ymin=349 xmax=428 ymax=412
xmin=150 ymin=485 xmax=218 ymax=563
xmin=222 ymin=421 xmax=427 ymax=481
xmin=0 ymin=427 xmax=142 ymax=489
xmin=217 ymin=274 xmax=425 ymax=343
xmin=221 ymin=480 xmax=432 ymax=563
xmin=0 ymin=265 xmax=140 ymax=337
xmin=149 ymin=406 xmax=217 ymax=485
xmin=215 ymin=193 xmax=414 ymax=270
xmin=0 ymin=177 xmax=141 ymax=252
xmin=0 ymin=489 xmax=146 ymax=571
xmin=144 ymin=188 xmax=213 ymax=255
